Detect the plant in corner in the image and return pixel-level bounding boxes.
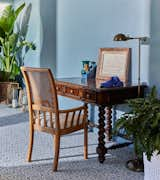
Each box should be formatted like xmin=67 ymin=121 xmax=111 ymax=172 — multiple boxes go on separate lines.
xmin=113 ymin=86 xmax=160 ymax=176
xmin=0 ymin=3 xmax=36 ymax=86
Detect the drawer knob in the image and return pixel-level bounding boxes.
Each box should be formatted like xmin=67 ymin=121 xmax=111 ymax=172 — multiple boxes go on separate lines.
xmin=86 ymin=94 xmax=90 ymax=98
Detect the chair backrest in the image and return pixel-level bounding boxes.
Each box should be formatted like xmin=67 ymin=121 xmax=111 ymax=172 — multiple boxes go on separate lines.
xmin=21 ymin=67 xmax=59 ymax=113
xmin=96 ymin=48 xmax=130 ymax=84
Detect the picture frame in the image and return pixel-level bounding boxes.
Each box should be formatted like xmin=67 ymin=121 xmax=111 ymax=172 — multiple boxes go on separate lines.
xmin=96 ymin=48 xmax=131 ymax=84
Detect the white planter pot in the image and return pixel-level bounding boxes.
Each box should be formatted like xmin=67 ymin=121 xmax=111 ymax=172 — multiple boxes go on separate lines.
xmin=144 ymin=151 xmax=160 ymax=180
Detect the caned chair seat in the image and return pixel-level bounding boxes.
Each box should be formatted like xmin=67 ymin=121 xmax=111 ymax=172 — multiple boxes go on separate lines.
xmin=21 ymin=67 xmax=88 ymax=172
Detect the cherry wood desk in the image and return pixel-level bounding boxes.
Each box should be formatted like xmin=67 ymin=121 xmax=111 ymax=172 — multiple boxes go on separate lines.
xmin=56 ymin=77 xmax=146 ymax=163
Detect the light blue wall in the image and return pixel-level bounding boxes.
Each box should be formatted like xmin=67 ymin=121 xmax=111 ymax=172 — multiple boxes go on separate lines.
xmin=40 ymin=0 xmax=56 ymax=75
xmin=56 ymin=0 xmax=151 ymax=122
xmin=12 ymin=0 xmax=152 ymax=86
xmin=14 ymin=0 xmax=56 ymax=74
xmin=10 ymin=0 xmax=160 ymax=91
xmin=0 ymin=0 xmax=12 ymax=3
xmin=9 ymin=0 xmax=160 ymax=125
xmin=57 ymin=0 xmax=150 ymax=85
xmin=149 ymin=0 xmax=160 ymax=92
xmin=14 ymin=0 xmax=41 ymax=67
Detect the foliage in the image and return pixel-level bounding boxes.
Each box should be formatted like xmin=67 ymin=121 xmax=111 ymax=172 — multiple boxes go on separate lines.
xmin=0 ymin=3 xmax=36 ymax=82
xmin=113 ymin=86 xmax=160 ymax=161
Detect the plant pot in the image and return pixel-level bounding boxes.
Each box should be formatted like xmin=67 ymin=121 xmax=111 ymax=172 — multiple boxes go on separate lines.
xmin=0 ymin=82 xmax=19 ymax=104
xmin=0 ymin=71 xmax=10 ymax=81
xmin=126 ymin=159 xmax=144 ymax=172
xmin=143 ymin=151 xmax=160 ymax=180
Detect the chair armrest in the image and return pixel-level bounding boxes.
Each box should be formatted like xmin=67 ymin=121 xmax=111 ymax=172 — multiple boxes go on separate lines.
xmin=32 ymin=104 xmax=54 ymax=112
xmin=59 ymin=105 xmax=87 ymax=114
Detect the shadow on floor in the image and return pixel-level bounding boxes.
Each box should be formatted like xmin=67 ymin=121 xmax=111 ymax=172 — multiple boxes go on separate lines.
xmin=31 ymin=152 xmax=98 ymax=163
xmin=0 ymin=112 xmax=28 ymax=127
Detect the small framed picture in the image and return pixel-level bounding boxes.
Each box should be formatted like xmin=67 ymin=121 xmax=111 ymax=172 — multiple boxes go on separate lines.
xmin=96 ymin=48 xmax=131 ymax=84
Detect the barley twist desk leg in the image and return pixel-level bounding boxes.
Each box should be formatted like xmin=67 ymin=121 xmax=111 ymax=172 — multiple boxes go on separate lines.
xmin=106 ymin=106 xmax=112 ymax=141
xmin=96 ymin=105 xmax=106 ymax=163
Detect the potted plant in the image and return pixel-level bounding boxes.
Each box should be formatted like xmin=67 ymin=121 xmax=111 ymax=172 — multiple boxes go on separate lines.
xmin=0 ymin=3 xmax=35 ymax=84
xmin=0 ymin=3 xmax=35 ymax=104
xmin=113 ymin=86 xmax=160 ymax=179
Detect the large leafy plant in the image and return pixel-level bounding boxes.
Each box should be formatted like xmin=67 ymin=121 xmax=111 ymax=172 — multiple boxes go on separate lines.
xmin=113 ymin=86 xmax=160 ymax=161
xmin=0 ymin=3 xmax=35 ymax=82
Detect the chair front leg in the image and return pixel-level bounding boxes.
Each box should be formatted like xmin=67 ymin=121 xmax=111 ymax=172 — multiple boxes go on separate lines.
xmin=84 ymin=103 xmax=88 ymax=160
xmin=53 ymin=135 xmax=60 ymax=171
xmin=26 ymin=125 xmax=34 ymax=162
xmin=84 ymin=124 xmax=88 ymax=160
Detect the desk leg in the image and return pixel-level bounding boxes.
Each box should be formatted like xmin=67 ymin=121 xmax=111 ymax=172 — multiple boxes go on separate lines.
xmin=106 ymin=106 xmax=112 ymax=141
xmin=96 ymin=105 xmax=106 ymax=163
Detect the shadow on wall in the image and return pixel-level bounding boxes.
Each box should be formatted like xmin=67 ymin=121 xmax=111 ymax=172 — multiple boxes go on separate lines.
xmin=14 ymin=0 xmax=41 ymax=67
xmin=40 ymin=0 xmax=57 ymax=75
xmin=149 ymin=0 xmax=160 ymax=91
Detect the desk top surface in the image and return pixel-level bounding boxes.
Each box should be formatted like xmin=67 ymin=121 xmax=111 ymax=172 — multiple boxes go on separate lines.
xmin=56 ymin=77 xmax=146 ymax=92
xmin=56 ymin=77 xmax=147 ymax=105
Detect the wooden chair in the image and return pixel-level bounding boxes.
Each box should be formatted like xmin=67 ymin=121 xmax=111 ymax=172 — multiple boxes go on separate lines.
xmin=21 ymin=67 xmax=88 ymax=171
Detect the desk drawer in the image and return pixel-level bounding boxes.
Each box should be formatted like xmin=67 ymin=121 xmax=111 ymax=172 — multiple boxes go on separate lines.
xmin=65 ymin=86 xmax=81 ymax=97
xmin=82 ymin=89 xmax=96 ymax=103
xmin=56 ymin=84 xmax=83 ymax=100
xmin=56 ymin=81 xmax=96 ymax=103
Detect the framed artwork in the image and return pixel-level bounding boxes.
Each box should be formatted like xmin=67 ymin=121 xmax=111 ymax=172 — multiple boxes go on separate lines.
xmin=96 ymin=48 xmax=131 ymax=84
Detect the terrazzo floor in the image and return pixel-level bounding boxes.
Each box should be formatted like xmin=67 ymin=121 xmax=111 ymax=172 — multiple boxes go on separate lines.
xmin=0 ymin=105 xmax=144 ymax=180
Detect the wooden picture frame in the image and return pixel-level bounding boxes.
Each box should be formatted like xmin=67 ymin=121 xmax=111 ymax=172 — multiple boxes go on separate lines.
xmin=96 ymin=48 xmax=131 ymax=84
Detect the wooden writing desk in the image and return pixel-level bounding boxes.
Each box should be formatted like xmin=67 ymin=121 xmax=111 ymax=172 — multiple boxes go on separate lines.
xmin=56 ymin=77 xmax=146 ymax=163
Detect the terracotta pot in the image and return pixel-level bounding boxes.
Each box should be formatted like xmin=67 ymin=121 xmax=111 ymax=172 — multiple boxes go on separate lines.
xmin=0 ymin=82 xmax=19 ymax=104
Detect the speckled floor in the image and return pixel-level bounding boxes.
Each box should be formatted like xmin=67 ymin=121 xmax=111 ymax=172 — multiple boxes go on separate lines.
xmin=0 ymin=105 xmax=144 ymax=180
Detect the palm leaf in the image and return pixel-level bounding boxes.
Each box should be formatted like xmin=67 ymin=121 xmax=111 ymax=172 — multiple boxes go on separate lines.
xmin=9 ymin=33 xmax=18 ymax=53
xmin=0 ymin=5 xmax=15 ymax=34
xmin=19 ymin=3 xmax=32 ymax=38
xmin=0 ymin=3 xmax=25 ymax=34
xmin=15 ymin=3 xmax=25 ymax=19
xmin=0 ymin=26 xmax=5 ymax=39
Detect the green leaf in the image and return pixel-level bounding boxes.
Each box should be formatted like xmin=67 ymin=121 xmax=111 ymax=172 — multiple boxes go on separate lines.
xmin=0 ymin=26 xmax=5 ymax=39
xmin=15 ymin=3 xmax=25 ymax=19
xmin=19 ymin=3 xmax=31 ymax=38
xmin=9 ymin=33 xmax=18 ymax=52
xmin=0 ymin=55 xmax=6 ymax=70
xmin=0 ymin=3 xmax=25 ymax=35
xmin=9 ymin=61 xmax=20 ymax=80
xmin=149 ymin=86 xmax=157 ymax=99
xmin=0 ymin=3 xmax=35 ymax=81
xmin=0 ymin=5 xmax=15 ymax=34
xmin=114 ymin=86 xmax=160 ymax=160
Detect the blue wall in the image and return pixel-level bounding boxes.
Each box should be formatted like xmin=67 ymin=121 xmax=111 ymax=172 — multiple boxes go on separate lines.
xmin=0 ymin=0 xmax=12 ymax=3
xmin=14 ymin=0 xmax=41 ymax=67
xmin=14 ymin=0 xmax=56 ymax=74
xmin=10 ymin=0 xmax=160 ymax=126
xmin=12 ymin=0 xmax=160 ymax=91
xmin=149 ymin=0 xmax=160 ymax=92
xmin=56 ymin=0 xmax=151 ymax=122
xmin=40 ymin=0 xmax=56 ymax=76
xmin=57 ymin=0 xmax=150 ymax=86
